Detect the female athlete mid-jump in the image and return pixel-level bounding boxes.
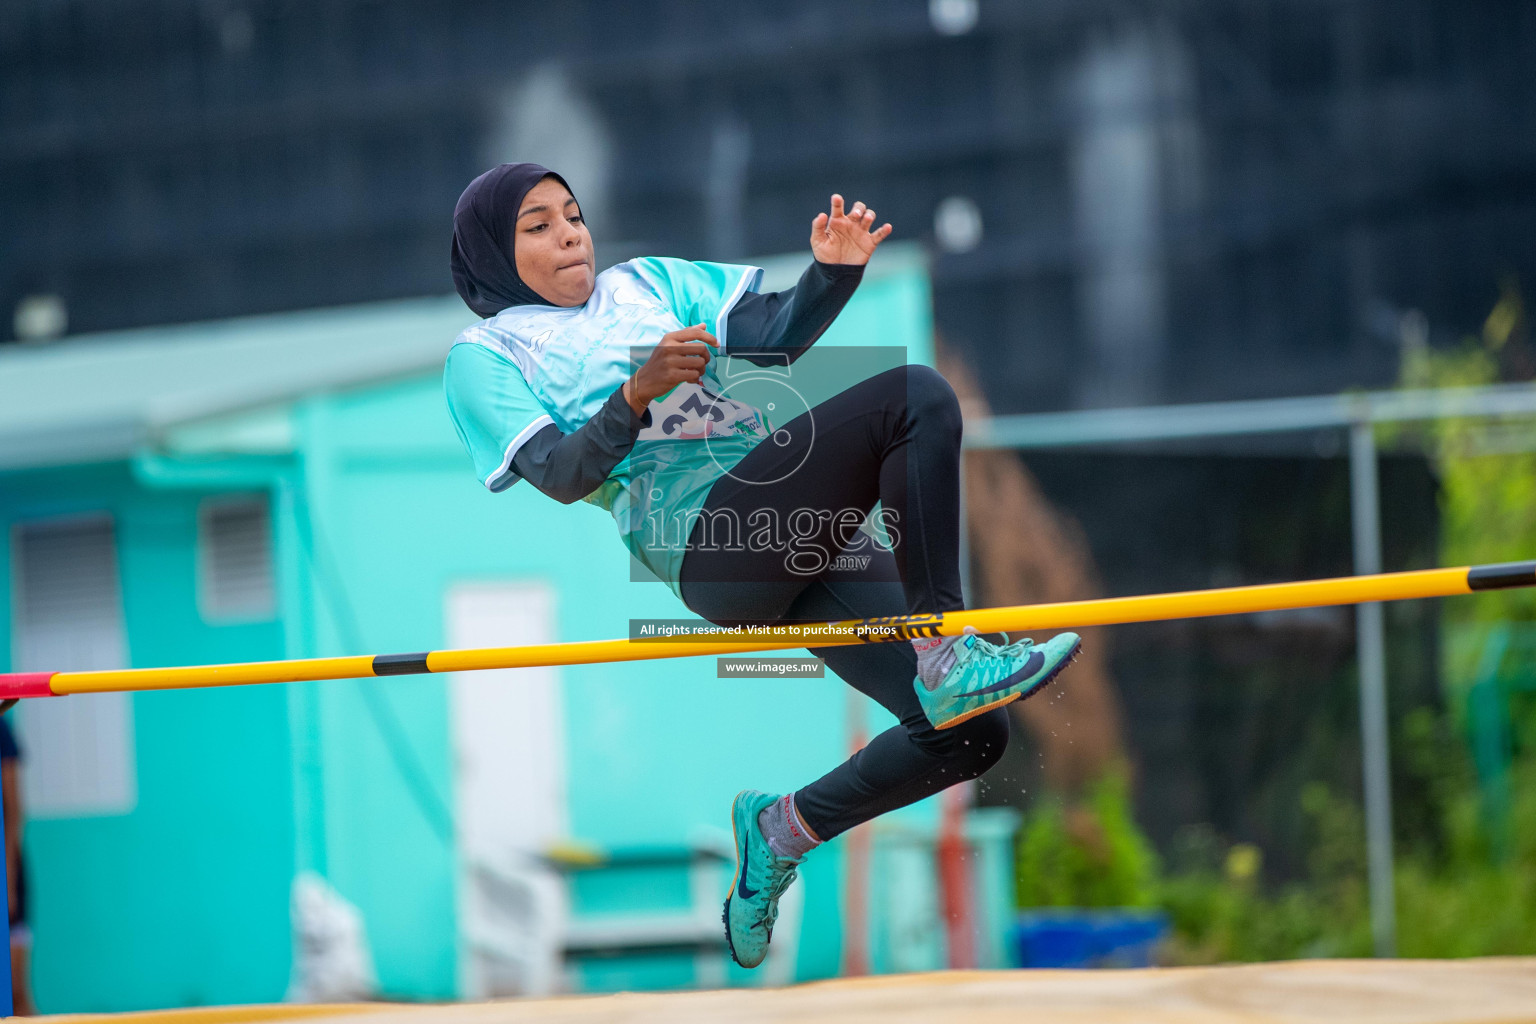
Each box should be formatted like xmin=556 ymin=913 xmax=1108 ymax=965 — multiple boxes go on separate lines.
xmin=444 ymin=162 xmax=1080 ymax=968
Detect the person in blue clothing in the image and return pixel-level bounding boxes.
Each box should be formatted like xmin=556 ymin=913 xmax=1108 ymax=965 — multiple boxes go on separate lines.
xmin=1 ymin=718 xmax=33 ymax=1014
xmin=444 ymin=163 xmax=1081 ymax=969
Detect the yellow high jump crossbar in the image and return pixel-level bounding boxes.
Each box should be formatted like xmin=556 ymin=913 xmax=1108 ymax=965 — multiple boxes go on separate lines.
xmin=2 ymin=561 xmax=1531 ymax=701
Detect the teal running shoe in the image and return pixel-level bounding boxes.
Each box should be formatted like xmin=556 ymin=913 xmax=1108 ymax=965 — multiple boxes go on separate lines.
xmin=722 ymin=790 xmax=801 ymax=969
xmin=916 ymin=630 xmax=1082 ymax=730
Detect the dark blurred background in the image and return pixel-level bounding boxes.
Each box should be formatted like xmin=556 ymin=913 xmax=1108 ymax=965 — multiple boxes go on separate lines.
xmin=6 ymin=0 xmax=1536 ymax=412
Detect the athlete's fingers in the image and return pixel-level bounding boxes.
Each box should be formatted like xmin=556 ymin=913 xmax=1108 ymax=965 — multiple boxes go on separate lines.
xmin=849 ymin=201 xmax=865 ymax=220
xmin=663 ymin=325 xmax=711 ymax=341
xmin=664 ymin=347 xmax=715 ymax=370
xmin=811 ymin=211 xmax=829 ymax=236
xmin=663 ymin=326 xmax=718 ymax=347
xmin=661 ymin=336 xmax=713 ymax=352
xmin=862 ymin=209 xmax=877 ymax=228
xmin=872 ymin=222 xmax=893 ymax=244
xmin=669 ymin=344 xmax=712 ymax=361
xmin=830 ymin=194 xmax=845 ymax=220
xmin=662 ymin=358 xmax=700 ymax=373
xmin=666 ymin=363 xmax=703 ymax=384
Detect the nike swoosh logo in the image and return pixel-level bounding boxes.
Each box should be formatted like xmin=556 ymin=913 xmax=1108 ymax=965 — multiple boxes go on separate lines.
xmin=970 ymin=650 xmax=1045 ymax=696
xmin=738 ymin=837 xmax=759 ymax=900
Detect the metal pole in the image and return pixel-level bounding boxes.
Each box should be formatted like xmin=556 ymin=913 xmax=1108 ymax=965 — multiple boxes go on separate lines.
xmin=958 ymin=455 xmax=973 ymax=606
xmin=1350 ymin=420 xmax=1397 ymax=957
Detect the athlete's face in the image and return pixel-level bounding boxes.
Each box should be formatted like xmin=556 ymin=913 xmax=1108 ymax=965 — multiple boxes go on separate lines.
xmin=513 ymin=176 xmax=596 ymax=307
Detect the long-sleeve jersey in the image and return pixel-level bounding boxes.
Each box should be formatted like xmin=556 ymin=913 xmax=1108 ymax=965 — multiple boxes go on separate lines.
xmin=508 ymin=259 xmax=863 ymax=503
xmin=443 ymin=256 xmax=863 ymax=595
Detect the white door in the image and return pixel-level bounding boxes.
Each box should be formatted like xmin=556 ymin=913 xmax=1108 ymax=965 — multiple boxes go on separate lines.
xmin=446 ymin=582 xmax=567 ymax=998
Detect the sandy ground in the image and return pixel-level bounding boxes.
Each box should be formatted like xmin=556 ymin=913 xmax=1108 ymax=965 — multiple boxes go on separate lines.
xmin=47 ymin=958 xmax=1536 ymax=1024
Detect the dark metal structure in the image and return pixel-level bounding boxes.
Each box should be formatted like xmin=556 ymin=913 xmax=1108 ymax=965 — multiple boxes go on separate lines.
xmin=5 ymin=0 xmax=1536 ymax=410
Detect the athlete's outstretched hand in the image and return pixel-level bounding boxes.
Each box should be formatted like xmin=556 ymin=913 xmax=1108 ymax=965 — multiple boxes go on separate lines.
xmin=810 ymin=194 xmax=892 ymax=266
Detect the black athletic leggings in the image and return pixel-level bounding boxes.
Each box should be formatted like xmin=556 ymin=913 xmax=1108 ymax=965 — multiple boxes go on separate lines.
xmin=679 ymin=365 xmax=1009 ymax=840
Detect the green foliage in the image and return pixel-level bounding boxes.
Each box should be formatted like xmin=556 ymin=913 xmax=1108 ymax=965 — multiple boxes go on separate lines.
xmin=1012 ymin=286 xmax=1536 ymax=962
xmin=1018 ymin=742 xmax=1536 ymax=963
xmin=1396 ymin=281 xmax=1536 ymax=648
xmin=1153 ymin=282 xmax=1536 ymax=962
xmin=1154 ymin=785 xmax=1372 ymax=963
xmin=1013 ymin=773 xmax=1376 ymax=961
xmin=1150 ymin=659 xmax=1536 ymax=963
xmin=1394 ymin=741 xmax=1536 ymax=956
xmin=1015 ymin=770 xmax=1158 ymax=909
xmin=1161 ymin=747 xmax=1536 ymax=963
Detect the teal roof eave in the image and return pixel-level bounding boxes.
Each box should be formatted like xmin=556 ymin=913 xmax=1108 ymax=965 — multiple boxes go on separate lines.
xmin=0 ymin=294 xmax=478 ymax=473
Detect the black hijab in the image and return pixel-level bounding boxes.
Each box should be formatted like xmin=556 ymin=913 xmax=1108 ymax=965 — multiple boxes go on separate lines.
xmin=450 ymin=162 xmax=576 ymax=317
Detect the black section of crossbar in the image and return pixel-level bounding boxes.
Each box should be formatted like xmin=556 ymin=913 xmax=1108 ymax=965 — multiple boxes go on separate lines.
xmin=372 ymin=653 xmax=432 ymax=676
xmin=1468 ymin=561 xmax=1536 ymax=591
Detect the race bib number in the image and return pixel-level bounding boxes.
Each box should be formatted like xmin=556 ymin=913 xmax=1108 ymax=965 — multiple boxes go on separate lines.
xmin=636 ymin=382 xmax=768 ymax=441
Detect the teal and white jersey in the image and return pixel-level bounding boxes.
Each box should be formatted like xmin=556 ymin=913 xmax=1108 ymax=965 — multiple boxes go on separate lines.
xmin=444 ymin=257 xmax=768 ymax=596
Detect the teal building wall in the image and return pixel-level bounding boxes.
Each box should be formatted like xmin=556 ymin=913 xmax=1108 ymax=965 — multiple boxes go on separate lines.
xmin=0 ymin=467 xmax=294 ymax=1011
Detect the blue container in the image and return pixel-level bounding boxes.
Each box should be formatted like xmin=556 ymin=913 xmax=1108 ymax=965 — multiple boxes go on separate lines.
xmin=1011 ymin=910 xmax=1169 ymax=968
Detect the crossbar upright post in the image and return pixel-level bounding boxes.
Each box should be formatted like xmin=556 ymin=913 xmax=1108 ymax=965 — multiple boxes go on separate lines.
xmin=1351 ymin=419 xmax=1397 ymax=957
